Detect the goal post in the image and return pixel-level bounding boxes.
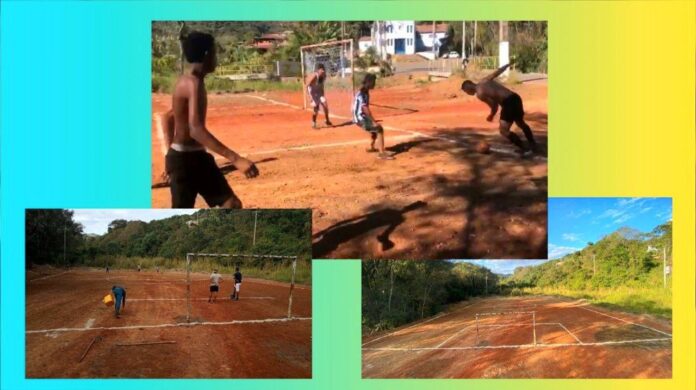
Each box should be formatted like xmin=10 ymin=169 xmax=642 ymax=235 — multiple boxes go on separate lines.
xmin=185 ymin=252 xmax=298 ymax=322
xmin=300 ymin=39 xmax=355 ymax=113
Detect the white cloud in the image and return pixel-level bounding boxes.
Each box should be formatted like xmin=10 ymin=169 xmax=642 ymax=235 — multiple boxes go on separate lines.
xmin=71 ymin=209 xmax=196 ymax=235
xmin=548 ymin=244 xmax=581 ymax=259
xmin=562 ymin=233 xmax=581 ymax=242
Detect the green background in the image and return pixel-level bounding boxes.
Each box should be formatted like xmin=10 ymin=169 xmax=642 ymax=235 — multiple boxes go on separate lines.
xmin=2 ymin=1 xmax=694 ymax=389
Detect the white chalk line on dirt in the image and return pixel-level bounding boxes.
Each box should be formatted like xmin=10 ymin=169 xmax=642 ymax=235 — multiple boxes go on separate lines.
xmin=28 ymin=271 xmax=71 ymax=282
xmin=557 ymin=322 xmax=584 ymax=344
xmin=26 ymin=316 xmax=312 ymax=335
xmin=363 ymin=337 xmax=672 ymax=352
xmin=578 ymin=306 xmax=672 ymax=338
xmin=362 ymin=302 xmax=478 ymax=347
xmin=128 ymin=297 xmax=275 ymax=301
xmin=243 ymin=94 xmax=547 ymax=161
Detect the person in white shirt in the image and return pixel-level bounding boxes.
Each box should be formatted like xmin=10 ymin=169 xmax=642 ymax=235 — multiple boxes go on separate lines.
xmin=208 ymin=269 xmax=223 ymax=303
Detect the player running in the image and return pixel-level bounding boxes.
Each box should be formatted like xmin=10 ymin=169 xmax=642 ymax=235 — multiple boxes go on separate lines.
xmin=158 ymin=31 xmax=259 ymax=208
xmin=208 ymin=269 xmax=222 ymax=303
xmin=461 ymin=63 xmax=539 ymax=155
xmin=305 ymin=63 xmax=332 ymax=129
xmin=352 ymin=74 xmax=394 ymax=160
xmin=231 ymin=267 xmax=242 ymax=301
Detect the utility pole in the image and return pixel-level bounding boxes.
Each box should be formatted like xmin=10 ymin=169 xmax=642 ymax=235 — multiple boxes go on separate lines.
xmin=472 ymin=21 xmax=477 ymax=58
xmin=593 ymin=254 xmax=596 ymax=276
xmin=663 ymin=246 xmax=667 ymax=289
xmin=432 ymin=21 xmax=436 ymax=58
xmin=462 ymin=21 xmax=466 ymax=58
xmin=499 ymin=21 xmax=509 ymax=76
xmin=484 ymin=274 xmax=488 ymax=295
xmin=252 ymin=210 xmax=258 ymax=246
xmin=63 ymin=224 xmax=67 ymax=267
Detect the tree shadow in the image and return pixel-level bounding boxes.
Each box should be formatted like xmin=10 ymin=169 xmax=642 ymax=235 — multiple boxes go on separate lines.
xmin=312 ymin=201 xmax=427 ymax=258
xmin=313 ymin=125 xmax=548 ymax=259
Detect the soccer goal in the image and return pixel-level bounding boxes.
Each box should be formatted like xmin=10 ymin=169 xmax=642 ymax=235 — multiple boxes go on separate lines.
xmin=300 ymin=39 xmax=355 ymax=115
xmin=185 ymin=252 xmax=298 ymax=322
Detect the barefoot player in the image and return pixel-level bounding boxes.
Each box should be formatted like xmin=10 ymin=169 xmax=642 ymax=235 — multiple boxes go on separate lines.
xmin=159 ymin=32 xmax=259 ymax=208
xmin=461 ymin=63 xmax=539 ymax=154
xmin=305 ymin=64 xmax=332 ymax=129
xmin=352 ymin=74 xmax=394 ymax=160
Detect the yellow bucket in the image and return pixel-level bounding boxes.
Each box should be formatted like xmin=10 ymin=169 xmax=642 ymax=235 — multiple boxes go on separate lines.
xmin=103 ymin=294 xmax=114 ymax=306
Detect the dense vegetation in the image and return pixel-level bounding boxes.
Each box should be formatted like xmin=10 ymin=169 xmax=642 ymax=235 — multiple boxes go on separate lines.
xmin=504 ymin=222 xmax=672 ymax=318
xmin=362 ymin=260 xmax=498 ymax=334
xmin=25 ymin=209 xmax=312 ymax=283
xmin=363 ymin=222 xmax=672 ymax=334
xmin=152 ymin=21 xmax=547 ymax=92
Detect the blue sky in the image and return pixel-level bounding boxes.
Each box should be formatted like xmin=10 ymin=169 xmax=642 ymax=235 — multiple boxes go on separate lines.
xmin=548 ymin=197 xmax=672 ymax=259
xmin=72 ymin=209 xmax=196 ymax=235
xmin=454 ymin=260 xmax=548 ymax=275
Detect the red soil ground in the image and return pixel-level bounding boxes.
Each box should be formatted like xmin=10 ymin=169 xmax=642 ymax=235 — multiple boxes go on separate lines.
xmin=151 ymin=74 xmax=548 ymax=259
xmin=26 ymin=268 xmax=311 ymax=378
xmin=362 ymin=295 xmax=672 ymax=378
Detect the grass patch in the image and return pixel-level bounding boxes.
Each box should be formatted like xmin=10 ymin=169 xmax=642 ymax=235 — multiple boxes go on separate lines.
xmin=518 ymin=285 xmax=672 ymax=319
xmin=79 ymin=256 xmax=311 ymax=285
xmin=151 ymin=73 xmax=303 ymax=94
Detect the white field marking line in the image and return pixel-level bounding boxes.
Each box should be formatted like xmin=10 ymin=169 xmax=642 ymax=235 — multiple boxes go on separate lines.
xmin=557 ymin=322 xmax=584 ymax=344
xmin=128 ymin=297 xmax=275 ymax=301
xmin=244 ymin=94 xmax=545 ymax=161
xmin=578 ymin=306 xmax=673 ymax=338
xmin=476 ymin=310 xmax=535 ymax=317
xmin=435 ymin=323 xmax=475 ymax=348
xmin=362 ymin=337 xmax=672 ymax=352
xmin=361 ymin=313 xmax=448 ymax=347
xmin=362 ymin=302 xmax=479 ymax=347
xmin=28 ymin=271 xmax=70 ymax=282
xmin=236 ymin=134 xmax=419 ymax=158
xmin=26 ymin=316 xmax=312 ymax=334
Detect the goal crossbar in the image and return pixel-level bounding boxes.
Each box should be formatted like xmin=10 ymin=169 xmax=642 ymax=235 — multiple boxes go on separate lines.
xmin=300 ymin=39 xmax=355 ymax=111
xmin=185 ymin=253 xmax=298 ymax=322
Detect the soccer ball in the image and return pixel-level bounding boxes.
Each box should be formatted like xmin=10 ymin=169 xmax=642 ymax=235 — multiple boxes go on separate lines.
xmin=475 ymin=141 xmax=491 ymax=154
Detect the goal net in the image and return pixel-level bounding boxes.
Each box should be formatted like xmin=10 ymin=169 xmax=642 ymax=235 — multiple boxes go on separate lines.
xmin=185 ymin=253 xmax=298 ymax=322
xmin=301 ymin=39 xmax=355 ymax=118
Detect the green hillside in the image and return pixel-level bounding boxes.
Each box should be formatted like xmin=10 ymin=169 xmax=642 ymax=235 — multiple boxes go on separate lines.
xmin=505 ymin=222 xmax=672 ymax=318
xmin=25 ymin=209 xmax=312 ymax=283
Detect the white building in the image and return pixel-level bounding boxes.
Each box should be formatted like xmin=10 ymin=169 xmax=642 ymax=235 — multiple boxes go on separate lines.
xmin=360 ymin=21 xmax=450 ymax=58
xmin=415 ymin=23 xmax=449 ymax=54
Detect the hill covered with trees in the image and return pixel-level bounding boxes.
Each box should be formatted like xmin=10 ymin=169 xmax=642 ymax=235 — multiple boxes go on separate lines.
xmin=362 ymin=260 xmax=498 ymax=334
xmin=25 ymin=209 xmax=312 ymax=282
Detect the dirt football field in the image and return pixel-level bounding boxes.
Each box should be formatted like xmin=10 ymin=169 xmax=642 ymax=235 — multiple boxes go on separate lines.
xmin=25 ymin=267 xmax=311 ymax=378
xmin=362 ymin=295 xmax=672 ymax=378
xmin=151 ymin=74 xmax=548 ymax=260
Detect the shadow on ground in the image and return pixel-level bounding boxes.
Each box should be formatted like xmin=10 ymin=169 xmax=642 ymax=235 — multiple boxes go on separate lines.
xmin=313 ymin=126 xmax=547 ymax=259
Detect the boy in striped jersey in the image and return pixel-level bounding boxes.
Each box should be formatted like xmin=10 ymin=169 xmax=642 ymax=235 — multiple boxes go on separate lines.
xmin=352 ymin=74 xmax=394 ymax=160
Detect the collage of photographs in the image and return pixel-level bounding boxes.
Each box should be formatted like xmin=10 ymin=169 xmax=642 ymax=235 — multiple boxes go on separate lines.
xmin=24 ymin=20 xmax=671 ymax=380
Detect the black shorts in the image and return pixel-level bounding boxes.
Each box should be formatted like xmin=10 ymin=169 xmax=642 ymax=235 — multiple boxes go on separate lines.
xmin=165 ymin=149 xmax=234 ymax=208
xmin=500 ymin=93 xmax=524 ymax=123
xmin=210 ymin=285 xmax=219 ymax=292
xmin=356 ymin=117 xmax=382 ymax=133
